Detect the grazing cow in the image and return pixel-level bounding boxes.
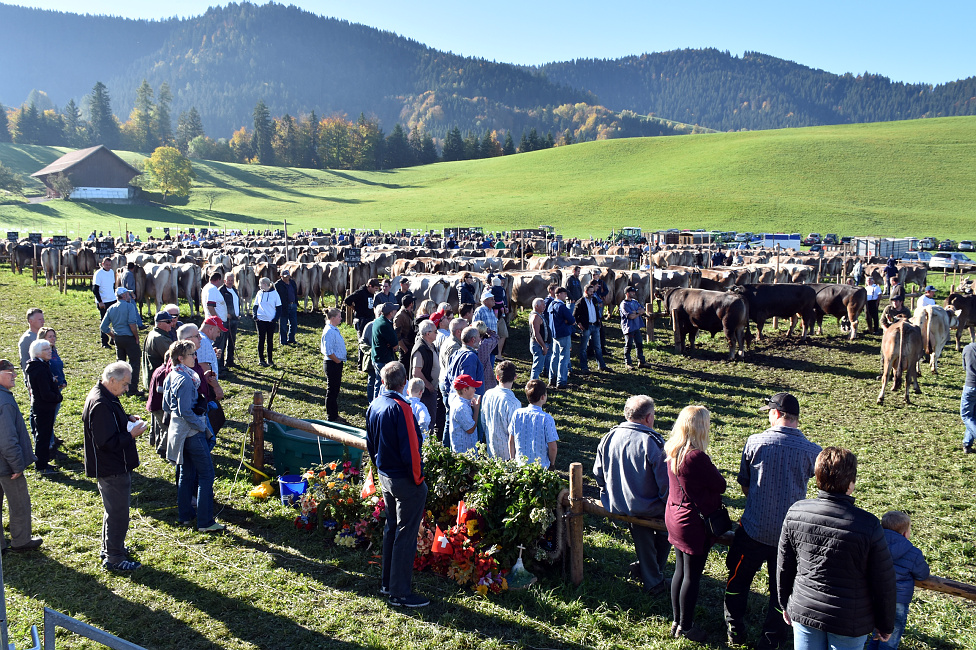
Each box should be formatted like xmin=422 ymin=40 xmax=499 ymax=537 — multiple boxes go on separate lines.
xmin=663 ymin=288 xmax=750 ymax=361
xmin=734 ymin=284 xmax=818 ymax=340
xmin=810 ymin=284 xmax=867 ymax=340
xmin=912 ymin=305 xmax=958 ymax=375
xmin=40 ymin=246 xmax=60 ymax=286
xmin=878 ymin=320 xmax=923 ymax=405
xmin=944 ymin=292 xmax=976 ymax=351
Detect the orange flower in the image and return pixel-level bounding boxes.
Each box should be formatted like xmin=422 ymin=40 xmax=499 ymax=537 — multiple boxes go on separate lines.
xmin=329 ymin=461 xmax=338 ymax=471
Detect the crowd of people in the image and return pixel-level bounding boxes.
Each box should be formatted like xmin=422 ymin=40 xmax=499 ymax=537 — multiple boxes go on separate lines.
xmin=0 ymin=252 xmax=957 ymax=649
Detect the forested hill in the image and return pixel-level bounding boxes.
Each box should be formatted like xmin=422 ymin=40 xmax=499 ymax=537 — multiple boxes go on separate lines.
xmin=541 ymin=50 xmax=976 ymax=131
xmin=2 ymin=2 xmax=975 ymax=139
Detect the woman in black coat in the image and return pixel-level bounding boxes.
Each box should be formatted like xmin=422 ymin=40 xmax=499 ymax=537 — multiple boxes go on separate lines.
xmin=777 ymin=447 xmax=896 ymax=650
xmin=24 ymin=339 xmax=63 ymax=475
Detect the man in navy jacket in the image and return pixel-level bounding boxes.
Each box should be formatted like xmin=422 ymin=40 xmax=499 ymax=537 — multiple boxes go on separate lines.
xmin=366 ymin=361 xmax=429 ymax=608
xmin=547 ymin=287 xmax=576 ymax=388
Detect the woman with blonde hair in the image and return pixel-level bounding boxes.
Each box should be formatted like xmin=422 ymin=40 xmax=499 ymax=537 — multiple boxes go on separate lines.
xmin=663 ymin=405 xmax=727 ymax=643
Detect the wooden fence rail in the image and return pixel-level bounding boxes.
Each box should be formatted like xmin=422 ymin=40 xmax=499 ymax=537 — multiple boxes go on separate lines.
xmin=563 ymin=462 xmax=976 ymax=602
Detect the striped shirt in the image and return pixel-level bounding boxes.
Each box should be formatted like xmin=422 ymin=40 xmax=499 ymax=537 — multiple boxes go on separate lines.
xmin=320 ymin=323 xmax=347 ymax=362
xmin=737 ymin=425 xmax=821 ymax=547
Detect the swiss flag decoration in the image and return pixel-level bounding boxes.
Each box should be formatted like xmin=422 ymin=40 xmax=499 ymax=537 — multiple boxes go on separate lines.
xmin=432 ymin=525 xmax=454 ymax=554
xmin=360 ymin=468 xmax=376 ymax=498
xmin=456 ymin=500 xmax=468 ymax=526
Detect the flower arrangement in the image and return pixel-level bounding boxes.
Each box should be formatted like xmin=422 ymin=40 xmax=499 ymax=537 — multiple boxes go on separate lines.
xmin=291 ymin=440 xmax=564 ymax=596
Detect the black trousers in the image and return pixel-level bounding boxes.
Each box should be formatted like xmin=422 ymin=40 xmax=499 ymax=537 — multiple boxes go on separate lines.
xmin=325 ymin=359 xmax=343 ymax=420
xmin=221 ymin=322 xmax=238 ymax=366
xmin=257 ymin=320 xmax=275 ymax=362
xmin=114 ymin=335 xmax=141 ymax=395
xmin=724 ymin=525 xmax=788 ymax=648
xmin=98 ymin=300 xmax=116 ymax=346
xmin=672 ymin=549 xmax=708 ymax=630
xmin=866 ymin=300 xmax=880 ymax=333
xmin=30 ymin=406 xmax=55 ymax=470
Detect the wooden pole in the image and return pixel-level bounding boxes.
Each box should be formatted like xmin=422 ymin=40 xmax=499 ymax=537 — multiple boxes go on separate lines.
xmin=251 ymin=391 xmax=265 ymax=482
xmin=259 ymin=408 xmax=367 ymax=450
xmin=569 ymin=462 xmax=585 ymax=586
xmin=283 ymin=219 xmax=290 ymax=263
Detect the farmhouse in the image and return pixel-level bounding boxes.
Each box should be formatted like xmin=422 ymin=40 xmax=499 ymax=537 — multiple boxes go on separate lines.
xmin=30 ymin=144 xmax=140 ymax=202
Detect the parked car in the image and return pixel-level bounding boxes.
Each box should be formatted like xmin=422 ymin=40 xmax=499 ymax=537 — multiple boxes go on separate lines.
xmin=900 ymin=251 xmax=933 ymax=265
xmin=734 ymin=232 xmax=752 ymax=243
xmin=809 ymin=244 xmax=824 ymax=252
xmin=930 ymin=252 xmax=974 ymax=270
xmin=919 ymin=238 xmax=937 ymax=250
xmin=802 ymin=233 xmax=822 ymax=245
xmin=959 ymin=240 xmax=974 ymax=251
xmin=750 ymin=234 xmax=764 ymax=244
xmin=939 ymin=240 xmax=956 ymax=251
xmin=823 ymin=233 xmax=839 ymax=245
xmin=840 ymin=236 xmax=853 ymax=244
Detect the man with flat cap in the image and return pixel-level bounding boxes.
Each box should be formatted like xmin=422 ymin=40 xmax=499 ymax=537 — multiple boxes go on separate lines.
xmin=100 ymin=287 xmax=144 ymax=397
xmin=724 ymin=392 xmax=821 ymax=650
xmin=142 ymin=311 xmax=175 ymax=390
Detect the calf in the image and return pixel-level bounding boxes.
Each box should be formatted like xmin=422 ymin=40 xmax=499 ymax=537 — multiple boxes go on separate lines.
xmin=810 ymin=284 xmax=867 ymax=340
xmin=878 ymin=320 xmax=923 ymax=405
xmin=912 ymin=305 xmax=958 ymax=374
xmin=664 ymin=288 xmax=750 ymax=361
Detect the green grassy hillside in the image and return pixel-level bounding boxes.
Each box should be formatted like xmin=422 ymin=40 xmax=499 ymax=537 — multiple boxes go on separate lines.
xmin=2 ymin=115 xmax=975 ymax=239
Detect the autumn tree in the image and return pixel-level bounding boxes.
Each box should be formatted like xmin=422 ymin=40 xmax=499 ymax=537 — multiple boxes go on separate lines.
xmin=229 ymin=127 xmax=253 ymax=162
xmin=143 ymin=146 xmax=194 ymax=203
xmin=0 ymin=104 xmax=11 ymax=143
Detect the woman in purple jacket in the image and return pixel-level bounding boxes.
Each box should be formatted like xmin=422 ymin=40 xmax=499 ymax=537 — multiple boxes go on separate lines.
xmin=664 ymin=405 xmax=727 ymax=643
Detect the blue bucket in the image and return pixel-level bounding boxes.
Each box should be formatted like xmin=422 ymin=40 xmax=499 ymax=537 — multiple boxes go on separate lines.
xmin=278 ymin=475 xmax=307 ymax=506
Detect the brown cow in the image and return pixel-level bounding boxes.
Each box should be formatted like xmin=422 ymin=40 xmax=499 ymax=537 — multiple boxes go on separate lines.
xmin=810 ymin=284 xmax=867 ymax=340
xmin=878 ymin=320 xmax=923 ymax=405
xmin=943 ymin=292 xmax=976 ymax=351
xmin=734 ymin=284 xmax=818 ymax=340
xmin=664 ymin=288 xmax=750 ymax=361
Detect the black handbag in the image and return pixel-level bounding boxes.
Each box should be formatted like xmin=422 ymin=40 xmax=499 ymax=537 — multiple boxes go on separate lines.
xmin=676 ymin=473 xmax=734 ymax=537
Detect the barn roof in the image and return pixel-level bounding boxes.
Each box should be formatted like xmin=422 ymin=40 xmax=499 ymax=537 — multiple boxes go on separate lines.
xmin=31 ymin=145 xmax=140 ymax=179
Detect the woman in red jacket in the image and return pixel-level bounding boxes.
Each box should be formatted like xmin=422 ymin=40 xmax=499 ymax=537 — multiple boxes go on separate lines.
xmin=664 ymin=405 xmax=727 ymax=643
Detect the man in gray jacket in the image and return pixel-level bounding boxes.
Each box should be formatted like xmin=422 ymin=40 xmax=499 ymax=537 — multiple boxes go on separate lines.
xmin=593 ymin=394 xmax=670 ymax=596
xmin=0 ymin=359 xmax=42 ymax=552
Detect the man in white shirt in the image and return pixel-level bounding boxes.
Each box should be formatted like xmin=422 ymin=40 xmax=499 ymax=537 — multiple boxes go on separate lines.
xmin=220 ymin=272 xmax=241 ymax=368
xmin=92 ymin=257 xmax=117 ymax=348
xmin=320 ymin=309 xmax=348 ymax=424
xmin=919 ymin=285 xmax=937 ymax=308
xmin=198 ymin=317 xmax=226 ymax=380
xmin=202 ymin=272 xmax=228 ymax=366
xmin=480 ymin=361 xmax=521 ymax=459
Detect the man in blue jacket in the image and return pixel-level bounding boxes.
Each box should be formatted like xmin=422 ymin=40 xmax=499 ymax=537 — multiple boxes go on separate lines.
xmin=547 ymin=287 xmax=576 ymax=389
xmin=366 ymin=362 xmax=429 ymax=608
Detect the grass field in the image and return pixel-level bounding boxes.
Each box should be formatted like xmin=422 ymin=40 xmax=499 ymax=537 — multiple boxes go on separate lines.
xmin=2 ymin=115 xmax=976 ymax=240
xmin=0 ymin=267 xmax=974 ymax=649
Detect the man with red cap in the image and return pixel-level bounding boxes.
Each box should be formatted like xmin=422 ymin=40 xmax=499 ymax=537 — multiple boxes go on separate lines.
xmin=449 ymin=374 xmax=482 ymax=455
xmin=198 ymin=316 xmax=227 ymax=380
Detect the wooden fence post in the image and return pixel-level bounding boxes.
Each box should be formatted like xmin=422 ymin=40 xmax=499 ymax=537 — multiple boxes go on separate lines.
xmin=569 ymin=462 xmax=585 ymax=586
xmin=252 ymin=391 xmax=265 ymax=482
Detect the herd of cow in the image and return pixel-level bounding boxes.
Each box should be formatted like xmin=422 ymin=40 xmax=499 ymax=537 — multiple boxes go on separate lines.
xmin=4 ymin=235 xmax=975 ymax=406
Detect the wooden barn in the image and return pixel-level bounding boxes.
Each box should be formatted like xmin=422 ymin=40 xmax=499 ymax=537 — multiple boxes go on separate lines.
xmin=31 ymin=145 xmax=140 ymax=201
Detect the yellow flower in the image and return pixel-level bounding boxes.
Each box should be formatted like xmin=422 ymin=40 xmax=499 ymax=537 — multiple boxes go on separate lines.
xmin=336 ymin=472 xmax=344 ymax=480
xmin=327 ymin=482 xmax=335 ymax=488
xmin=475 ymin=584 xmax=488 ymax=596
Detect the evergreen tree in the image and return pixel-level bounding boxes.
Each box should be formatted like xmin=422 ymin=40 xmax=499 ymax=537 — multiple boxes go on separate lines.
xmin=251 ymin=100 xmax=274 ymax=165
xmin=442 ymin=126 xmax=464 ymax=162
xmin=300 ymin=111 xmax=320 ymax=168
xmin=420 ymin=132 xmax=438 ymax=164
xmin=175 ymin=107 xmax=205 ymax=154
xmin=463 ymin=131 xmax=480 ymax=160
xmin=62 ymin=99 xmax=86 ymax=147
xmin=13 ymin=103 xmax=41 ymax=144
xmin=502 ymin=132 xmax=516 ymax=155
xmin=0 ymin=104 xmax=10 ymax=143
xmin=408 ymin=125 xmax=423 ymax=161
xmin=481 ymin=129 xmax=502 ymax=157
xmin=517 ymin=131 xmax=529 ymax=153
xmin=527 ymin=128 xmax=540 ymax=151
xmin=130 ymin=79 xmax=155 ymax=152
xmin=544 ymin=131 xmax=555 ymax=149
xmin=87 ymin=81 xmax=119 ymax=148
xmin=351 ymin=113 xmax=383 ymax=170
xmin=272 ymin=114 xmax=299 ymax=166
xmin=384 ymin=123 xmax=412 ymax=168
xmin=561 ymin=129 xmax=575 ymax=146
xmin=153 ymin=82 xmax=174 ymax=146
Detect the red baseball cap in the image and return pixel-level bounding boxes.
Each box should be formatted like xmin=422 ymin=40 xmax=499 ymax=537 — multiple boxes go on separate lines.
xmin=453 ymin=374 xmax=483 ymax=390
xmin=203 ymin=316 xmax=228 ymax=332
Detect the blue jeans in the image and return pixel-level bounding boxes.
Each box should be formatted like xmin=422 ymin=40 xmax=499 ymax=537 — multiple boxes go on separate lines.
xmin=177 ymin=433 xmax=216 ymax=528
xmin=279 ymin=303 xmax=298 ymax=344
xmin=866 ymin=602 xmax=908 ymax=650
xmin=961 ymin=385 xmax=976 ymax=447
xmin=792 ymin=622 xmax=867 ymax=650
xmin=530 ymin=339 xmax=551 ymax=380
xmin=366 ymin=366 xmax=377 ymax=405
xmin=549 ymin=335 xmax=571 ymax=386
xmin=579 ymin=324 xmax=604 ymax=371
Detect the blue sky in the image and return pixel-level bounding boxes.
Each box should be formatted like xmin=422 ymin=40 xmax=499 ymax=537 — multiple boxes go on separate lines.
xmin=9 ymin=0 xmax=975 ymax=84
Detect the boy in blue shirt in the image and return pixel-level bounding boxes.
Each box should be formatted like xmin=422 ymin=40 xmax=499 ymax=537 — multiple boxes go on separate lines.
xmin=867 ymin=510 xmax=930 ymax=650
